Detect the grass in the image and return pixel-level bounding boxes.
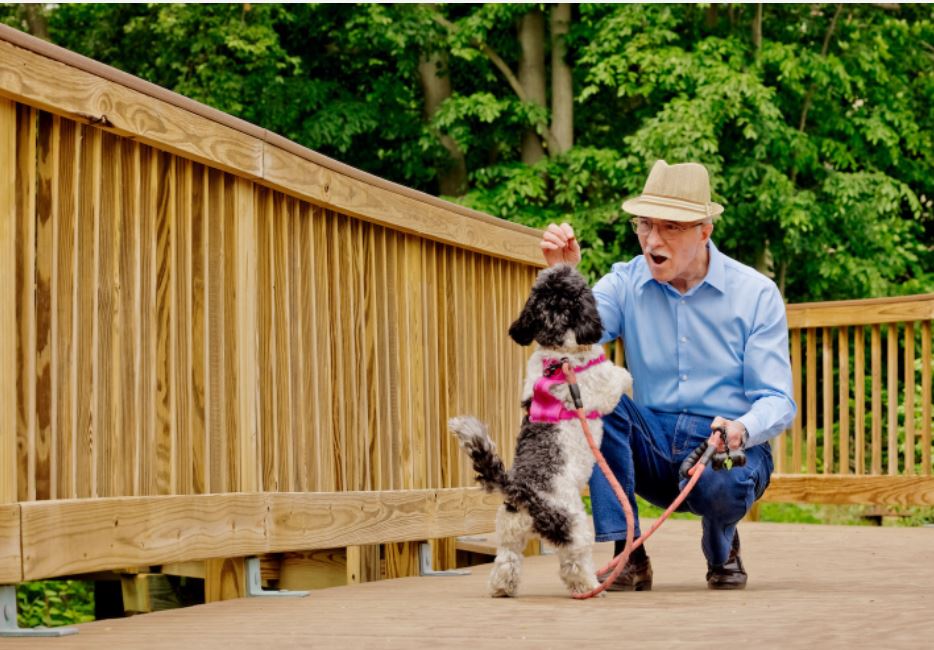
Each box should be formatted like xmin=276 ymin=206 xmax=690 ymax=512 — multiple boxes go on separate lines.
xmin=585 ymin=496 xmax=934 ymax=528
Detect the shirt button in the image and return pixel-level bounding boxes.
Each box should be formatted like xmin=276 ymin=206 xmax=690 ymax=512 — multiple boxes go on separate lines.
xmin=682 ymin=408 xmax=687 ymax=413
xmin=680 ymin=336 xmax=688 ymax=343
xmin=680 ymin=374 xmax=688 ymax=381
xmin=681 ymin=300 xmax=686 ymax=305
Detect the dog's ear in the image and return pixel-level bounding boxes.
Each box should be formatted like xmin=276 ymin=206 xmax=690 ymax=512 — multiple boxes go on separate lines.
xmin=571 ymin=284 xmax=604 ymax=346
xmin=508 ymin=296 xmax=540 ymax=346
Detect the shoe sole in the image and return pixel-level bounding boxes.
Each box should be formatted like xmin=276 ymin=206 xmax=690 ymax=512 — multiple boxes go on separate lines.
xmin=707 ymin=581 xmax=746 ymax=590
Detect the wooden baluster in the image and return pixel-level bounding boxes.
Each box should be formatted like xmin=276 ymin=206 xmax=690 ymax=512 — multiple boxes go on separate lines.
xmin=887 ymin=323 xmax=898 ymax=475
xmin=838 ymin=326 xmax=849 ymax=475
xmin=854 ymin=327 xmax=865 ymax=475
xmin=904 ymin=322 xmax=915 ymax=476
xmin=922 ymin=320 xmax=931 ymax=476
xmin=871 ymin=325 xmax=882 ymax=475
xmin=0 ymin=98 xmax=16 ymax=506
xmin=791 ymin=329 xmax=802 ymax=473
xmin=806 ymin=327 xmax=817 ymax=474
xmin=822 ymin=327 xmax=833 ymax=474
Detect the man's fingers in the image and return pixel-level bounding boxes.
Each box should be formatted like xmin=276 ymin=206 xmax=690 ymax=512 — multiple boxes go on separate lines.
xmin=542 ymin=230 xmax=567 ymax=247
xmin=541 ymin=223 xmax=581 ymax=267
xmin=544 ymin=224 xmax=569 ymax=245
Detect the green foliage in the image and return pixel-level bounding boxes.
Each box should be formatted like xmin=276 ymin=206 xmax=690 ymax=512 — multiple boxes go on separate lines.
xmin=16 ymin=581 xmax=94 ymax=629
xmin=756 ymin=502 xmax=876 ymax=526
xmin=4 ymin=2 xmax=931 ymax=302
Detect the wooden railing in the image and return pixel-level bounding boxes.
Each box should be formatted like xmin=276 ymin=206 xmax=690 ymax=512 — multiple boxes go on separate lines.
xmin=765 ymin=294 xmax=934 ymax=505
xmin=0 ymin=26 xmax=541 ymax=589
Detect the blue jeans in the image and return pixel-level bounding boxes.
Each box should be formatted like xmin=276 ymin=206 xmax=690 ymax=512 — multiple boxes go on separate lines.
xmin=588 ymin=396 xmax=773 ymax=566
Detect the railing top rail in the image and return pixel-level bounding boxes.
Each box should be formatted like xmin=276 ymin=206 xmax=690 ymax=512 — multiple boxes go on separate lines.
xmin=0 ymin=24 xmax=545 ymax=266
xmin=786 ymin=293 xmax=934 ymax=329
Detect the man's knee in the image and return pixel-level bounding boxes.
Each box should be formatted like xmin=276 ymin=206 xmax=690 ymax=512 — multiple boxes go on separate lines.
xmin=686 ymin=467 xmax=758 ymax=523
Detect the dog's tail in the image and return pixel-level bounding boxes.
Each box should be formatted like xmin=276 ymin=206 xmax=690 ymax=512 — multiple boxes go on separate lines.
xmin=448 ymin=416 xmax=510 ymax=494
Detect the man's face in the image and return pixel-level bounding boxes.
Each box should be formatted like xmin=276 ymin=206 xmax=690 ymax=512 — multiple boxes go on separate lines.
xmin=632 ymin=217 xmax=714 ymax=289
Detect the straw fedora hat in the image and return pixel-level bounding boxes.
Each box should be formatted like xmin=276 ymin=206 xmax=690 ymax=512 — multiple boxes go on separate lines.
xmin=622 ymin=160 xmax=724 ymax=222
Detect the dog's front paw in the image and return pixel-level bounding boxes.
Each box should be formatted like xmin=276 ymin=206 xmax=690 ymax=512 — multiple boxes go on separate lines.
xmin=566 ymin=576 xmax=602 ymax=598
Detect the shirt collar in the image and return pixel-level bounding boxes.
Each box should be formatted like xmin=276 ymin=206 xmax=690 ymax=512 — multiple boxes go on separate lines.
xmin=635 ymin=240 xmax=726 ymax=295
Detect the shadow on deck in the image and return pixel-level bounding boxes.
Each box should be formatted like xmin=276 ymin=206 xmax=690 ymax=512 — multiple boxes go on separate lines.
xmin=9 ymin=520 xmax=934 ymax=649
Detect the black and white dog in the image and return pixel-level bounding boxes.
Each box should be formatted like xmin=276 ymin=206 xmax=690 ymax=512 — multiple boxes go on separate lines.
xmin=450 ymin=264 xmax=632 ymax=597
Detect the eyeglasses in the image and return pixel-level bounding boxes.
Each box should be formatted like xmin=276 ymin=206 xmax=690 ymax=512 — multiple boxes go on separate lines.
xmin=629 ymin=217 xmax=706 ymax=238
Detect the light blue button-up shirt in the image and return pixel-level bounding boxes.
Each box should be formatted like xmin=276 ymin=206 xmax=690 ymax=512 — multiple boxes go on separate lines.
xmin=593 ymin=241 xmax=796 ymax=448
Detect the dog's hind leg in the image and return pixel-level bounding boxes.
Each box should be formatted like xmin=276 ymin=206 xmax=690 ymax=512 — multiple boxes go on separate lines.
xmin=488 ymin=504 xmax=532 ymax=598
xmin=556 ymin=510 xmax=602 ymax=597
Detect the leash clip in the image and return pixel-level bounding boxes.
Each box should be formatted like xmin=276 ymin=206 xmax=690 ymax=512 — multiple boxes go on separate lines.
xmin=543 ymin=358 xmax=567 ymax=378
xmin=710 ymin=425 xmax=747 ymax=470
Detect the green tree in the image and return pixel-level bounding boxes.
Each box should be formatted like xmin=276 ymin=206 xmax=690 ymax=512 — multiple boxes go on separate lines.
xmin=3 ymin=2 xmax=931 ymax=302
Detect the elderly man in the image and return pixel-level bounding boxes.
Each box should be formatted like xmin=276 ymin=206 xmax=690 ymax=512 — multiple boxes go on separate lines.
xmin=540 ymin=160 xmax=795 ymax=590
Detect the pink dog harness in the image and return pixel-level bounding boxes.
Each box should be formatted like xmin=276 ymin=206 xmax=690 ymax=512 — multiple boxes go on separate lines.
xmin=529 ymin=355 xmax=607 ymax=423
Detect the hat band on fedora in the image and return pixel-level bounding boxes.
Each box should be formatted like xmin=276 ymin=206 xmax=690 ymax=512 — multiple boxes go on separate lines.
xmin=636 ymin=193 xmax=712 ymax=218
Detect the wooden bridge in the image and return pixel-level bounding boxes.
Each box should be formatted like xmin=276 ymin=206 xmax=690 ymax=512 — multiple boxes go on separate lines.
xmin=5 ymin=520 xmax=934 ymax=648
xmin=0 ymin=24 xmax=932 ymax=643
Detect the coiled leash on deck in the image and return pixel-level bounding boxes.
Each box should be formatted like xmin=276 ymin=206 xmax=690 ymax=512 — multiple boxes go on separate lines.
xmin=559 ymin=359 xmax=743 ymax=600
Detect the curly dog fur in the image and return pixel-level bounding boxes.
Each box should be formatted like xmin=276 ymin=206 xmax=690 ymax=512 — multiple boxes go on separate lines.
xmin=449 ymin=265 xmax=632 ymax=597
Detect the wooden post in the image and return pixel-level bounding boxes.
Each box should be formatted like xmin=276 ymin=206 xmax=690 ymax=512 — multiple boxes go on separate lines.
xmin=0 ymin=99 xmax=16 ymax=506
xmin=204 ymin=557 xmax=246 ymax=603
xmin=203 ymin=178 xmax=256 ymax=603
xmin=346 ymin=545 xmax=381 ymax=584
xmin=384 ymin=541 xmax=419 ymax=580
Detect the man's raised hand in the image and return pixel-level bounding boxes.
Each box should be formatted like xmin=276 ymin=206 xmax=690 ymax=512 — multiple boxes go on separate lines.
xmin=540 ymin=223 xmax=582 ymax=267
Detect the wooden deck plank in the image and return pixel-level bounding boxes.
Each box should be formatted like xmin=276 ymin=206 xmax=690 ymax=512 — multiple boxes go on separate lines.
xmin=7 ymin=520 xmax=933 ymax=649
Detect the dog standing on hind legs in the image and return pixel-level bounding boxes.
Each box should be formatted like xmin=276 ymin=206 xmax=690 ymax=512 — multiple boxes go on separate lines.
xmin=449 ymin=264 xmax=632 ymax=598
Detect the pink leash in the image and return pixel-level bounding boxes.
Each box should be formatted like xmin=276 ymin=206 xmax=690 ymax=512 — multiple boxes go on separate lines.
xmin=560 ymin=360 xmax=721 ymax=600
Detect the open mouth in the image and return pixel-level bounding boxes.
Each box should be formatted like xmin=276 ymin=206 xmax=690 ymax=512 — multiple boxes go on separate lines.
xmin=649 ymin=253 xmax=669 ymax=265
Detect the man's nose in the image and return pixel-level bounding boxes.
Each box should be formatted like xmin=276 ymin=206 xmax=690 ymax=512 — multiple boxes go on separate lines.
xmin=644 ymin=222 xmax=665 ymax=247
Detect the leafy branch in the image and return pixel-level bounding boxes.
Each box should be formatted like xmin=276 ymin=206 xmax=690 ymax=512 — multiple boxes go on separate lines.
xmin=431 ymin=10 xmax=562 ymax=155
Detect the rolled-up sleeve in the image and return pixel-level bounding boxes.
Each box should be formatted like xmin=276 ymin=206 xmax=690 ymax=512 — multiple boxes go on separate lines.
xmin=736 ymin=285 xmax=797 ymax=448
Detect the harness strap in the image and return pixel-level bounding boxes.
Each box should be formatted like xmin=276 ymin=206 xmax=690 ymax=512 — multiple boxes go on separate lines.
xmin=529 ymin=354 xmax=606 ymax=423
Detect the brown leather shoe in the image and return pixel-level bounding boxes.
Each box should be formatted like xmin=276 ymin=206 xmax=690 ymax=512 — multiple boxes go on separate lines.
xmin=706 ymin=531 xmax=747 ymax=590
xmin=597 ymin=555 xmax=653 ymax=591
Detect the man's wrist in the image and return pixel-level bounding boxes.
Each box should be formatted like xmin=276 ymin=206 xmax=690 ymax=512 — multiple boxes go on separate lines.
xmin=735 ymin=416 xmax=756 ymax=447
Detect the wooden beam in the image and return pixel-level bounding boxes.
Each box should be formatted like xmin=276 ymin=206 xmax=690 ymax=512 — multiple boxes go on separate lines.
xmin=19 ymin=488 xmax=501 ymax=580
xmin=278 ymin=550 xmax=346 ymax=591
xmin=159 ymin=560 xmax=205 ymax=579
xmin=21 ymin=493 xmax=267 ymax=580
xmin=0 ymin=34 xmax=544 ymax=267
xmin=764 ymin=475 xmax=934 ymax=506
xmin=262 ymin=489 xmax=500 ymax=551
xmin=0 ymin=38 xmax=263 ymax=179
xmin=0 ymin=504 xmax=21 ymax=583
xmin=787 ymin=294 xmax=934 ymax=329
xmin=263 ymin=144 xmax=542 ymax=266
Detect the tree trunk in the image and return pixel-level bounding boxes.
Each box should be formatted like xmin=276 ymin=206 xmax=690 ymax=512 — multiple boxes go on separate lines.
xmin=550 ymin=4 xmax=573 ymax=155
xmin=754 ymin=238 xmax=774 ymax=278
xmin=752 ymin=4 xmax=763 ymax=51
xmin=20 ymin=4 xmax=50 ymax=40
xmin=705 ymin=5 xmax=718 ymax=30
xmin=518 ymin=9 xmax=546 ymax=164
xmin=418 ymin=52 xmax=467 ymax=196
